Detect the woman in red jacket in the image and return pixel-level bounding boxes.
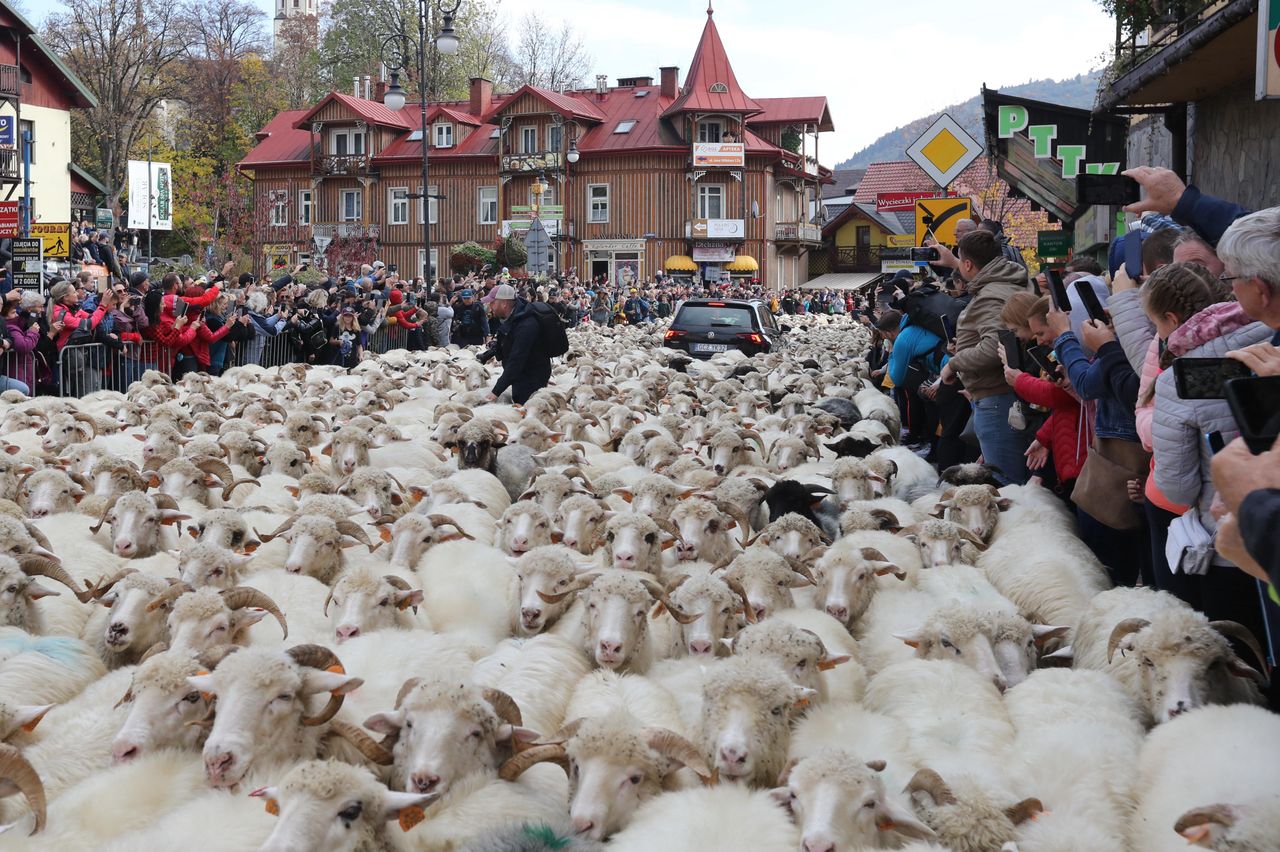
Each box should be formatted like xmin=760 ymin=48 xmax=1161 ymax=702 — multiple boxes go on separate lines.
xmin=1002 ymin=350 xmax=1089 ymax=497
xmin=152 ymin=285 xmax=222 ymax=378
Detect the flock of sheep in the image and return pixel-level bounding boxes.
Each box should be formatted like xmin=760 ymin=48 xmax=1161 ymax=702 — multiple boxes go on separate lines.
xmin=0 ymin=311 xmax=1276 ymax=852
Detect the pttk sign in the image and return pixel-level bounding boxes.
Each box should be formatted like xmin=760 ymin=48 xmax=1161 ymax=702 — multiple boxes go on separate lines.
xmin=876 ymin=191 xmax=941 ymax=213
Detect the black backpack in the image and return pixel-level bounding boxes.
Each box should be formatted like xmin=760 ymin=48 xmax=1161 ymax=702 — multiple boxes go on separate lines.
xmin=901 ymin=284 xmax=966 ymax=343
xmin=528 ymin=302 xmax=569 ymax=357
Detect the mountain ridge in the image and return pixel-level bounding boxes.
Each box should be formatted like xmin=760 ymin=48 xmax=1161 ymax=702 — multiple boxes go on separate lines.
xmin=836 ymin=70 xmax=1103 ymax=170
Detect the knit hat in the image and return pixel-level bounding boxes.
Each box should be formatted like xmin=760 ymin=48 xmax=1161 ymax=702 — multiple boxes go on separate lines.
xmin=129 ymin=270 xmax=149 ymax=289
xmin=389 ymin=289 xmax=403 ymax=306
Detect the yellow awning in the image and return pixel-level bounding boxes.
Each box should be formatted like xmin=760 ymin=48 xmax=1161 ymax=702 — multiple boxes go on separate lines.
xmin=726 ymin=255 xmax=759 ymax=272
xmin=664 ymin=254 xmax=697 ymax=272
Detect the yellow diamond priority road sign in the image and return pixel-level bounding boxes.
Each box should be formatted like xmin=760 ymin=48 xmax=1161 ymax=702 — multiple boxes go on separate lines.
xmin=905 ymin=113 xmax=983 ymax=189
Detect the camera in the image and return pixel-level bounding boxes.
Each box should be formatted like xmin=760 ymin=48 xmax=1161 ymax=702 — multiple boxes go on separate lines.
xmin=910 ymin=247 xmax=939 ymax=263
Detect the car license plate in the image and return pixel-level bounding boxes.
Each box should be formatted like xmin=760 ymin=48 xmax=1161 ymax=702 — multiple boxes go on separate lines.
xmin=691 ymin=343 xmax=729 ymax=353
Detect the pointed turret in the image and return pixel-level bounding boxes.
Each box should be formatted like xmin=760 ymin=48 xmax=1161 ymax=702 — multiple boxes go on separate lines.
xmin=662 ymin=5 xmax=762 ymax=118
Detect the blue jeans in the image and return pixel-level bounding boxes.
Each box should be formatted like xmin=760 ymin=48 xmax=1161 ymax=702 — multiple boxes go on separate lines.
xmin=0 ymin=376 xmax=29 ymax=395
xmin=972 ymin=392 xmax=1030 ymax=485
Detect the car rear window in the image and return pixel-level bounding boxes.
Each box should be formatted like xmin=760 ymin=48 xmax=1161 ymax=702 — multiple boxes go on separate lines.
xmin=675 ymin=305 xmax=755 ymax=328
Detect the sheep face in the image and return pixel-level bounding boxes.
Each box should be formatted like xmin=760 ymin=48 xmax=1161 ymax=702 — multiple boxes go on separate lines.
xmin=90 ymin=458 xmax=145 ymax=500
xmin=555 ymin=495 xmax=609 ymax=554
xmin=0 ymin=557 xmax=57 ymax=629
xmin=364 ymin=678 xmax=530 ymax=797
xmin=701 ymin=658 xmax=812 ymax=786
xmin=813 ymin=546 xmax=901 ymax=628
xmin=769 ymin=437 xmax=813 ymax=473
xmin=166 ymin=590 xmax=263 ymax=653
xmin=669 ymin=498 xmax=734 ymax=563
xmin=935 ymin=485 xmax=1010 ymax=542
xmin=774 ymin=753 xmax=936 ymax=852
xmin=831 ymin=459 xmax=880 ymax=504
xmin=157 ymin=459 xmax=216 ymax=504
xmin=38 ymin=412 xmax=94 ymax=453
xmin=111 ymin=651 xmax=214 ymax=763
xmin=497 ymin=501 xmax=553 ymax=556
xmin=905 ymin=769 xmax=1041 ymax=851
xmin=759 ymin=514 xmax=825 ymax=561
xmin=453 ymin=420 xmax=502 ymax=472
xmin=0 ymin=517 xmax=54 ymax=561
xmin=194 ymin=508 xmax=257 ymax=552
xmin=255 ymin=760 xmax=432 ymax=852
xmin=189 ymin=648 xmax=361 ymax=788
xmin=98 ymin=573 xmax=172 ymax=659
xmin=581 ymin=573 xmax=655 ymax=671
xmin=907 ymin=519 xmax=982 ymax=569
xmin=722 ymin=550 xmax=810 ymax=622
xmin=618 ymin=475 xmax=689 ymax=523
xmin=734 ymin=620 xmax=839 ymax=698
xmin=17 ymin=468 xmax=85 ymax=518
xmin=324 ymin=430 xmax=372 ymax=477
xmin=339 ymin=470 xmax=404 ymax=520
xmin=178 ymin=542 xmax=253 ymax=589
xmin=326 ymin=568 xmax=421 ymax=641
xmin=428 ymin=412 xmax=466 ymax=446
xmin=521 ymin=472 xmax=586 ymax=518
xmin=139 ymin=424 xmax=185 ymax=466
xmin=563 ymin=715 xmax=672 ymax=841
xmin=706 ymin=430 xmax=760 ymax=476
xmin=669 ymin=573 xmax=743 ymax=657
xmin=282 ymin=516 xmax=345 ymax=581
xmin=602 ymin=513 xmax=664 ymax=572
xmin=262 ymin=441 xmax=311 ymax=479
xmin=510 ymin=545 xmax=593 ymax=636
xmin=283 ymin=414 xmax=326 ymax=448
xmin=107 ymin=492 xmax=190 ymax=558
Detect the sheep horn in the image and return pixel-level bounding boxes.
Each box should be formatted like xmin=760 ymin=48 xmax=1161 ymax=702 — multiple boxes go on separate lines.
xmin=1005 ymin=798 xmax=1045 ymax=825
xmin=859 ymin=547 xmax=889 ymax=563
xmin=738 ymin=429 xmax=767 ymax=458
xmin=220 ymin=479 xmax=260 ymax=503
xmin=145 ymin=581 xmax=194 ymax=612
xmin=381 ymin=575 xmax=420 ymax=614
xmin=481 ymin=688 xmax=523 ymax=727
xmin=88 ymin=567 xmax=138 ymax=600
xmin=89 ymin=495 xmax=122 ymax=535
xmin=1209 ymin=621 xmax=1271 ymax=680
xmin=904 ymin=768 xmax=957 ymax=806
xmin=664 ymin=574 xmax=691 ymax=593
xmin=954 ymin=526 xmax=989 ymax=550
xmin=497 ymin=742 xmax=569 ymax=782
xmin=222 ymin=587 xmax=288 ymax=639
xmin=1174 ymin=804 xmax=1237 ymax=836
xmin=869 ymin=509 xmax=902 ymax=531
xmin=713 ymin=500 xmax=753 ymax=549
xmin=784 ymin=556 xmax=816 ymax=585
xmin=256 ymin=513 xmax=300 ymax=543
xmin=138 ymin=642 xmax=169 ymax=664
xmin=722 ymin=576 xmax=756 ymax=623
xmin=654 ymin=517 xmax=682 ymax=542
xmin=1106 ymin=618 xmax=1152 ymax=664
xmin=395 ymin=677 xmax=423 ymax=709
xmin=334 ymin=520 xmax=375 ymax=551
xmin=194 ymin=459 xmax=235 ymax=486
xmin=152 ymin=494 xmax=181 ymax=512
xmin=22 ymin=522 xmax=55 ymax=556
xmin=0 ymin=743 xmax=46 ymax=835
xmin=537 ymin=572 xmax=599 ymax=605
xmin=286 ymin=644 xmax=353 ymax=726
xmin=426 ymin=514 xmax=474 ymax=541
xmin=560 ymin=466 xmax=595 ymax=493
xmin=71 ymin=411 xmax=98 ymax=438
xmin=16 ymin=555 xmax=93 ymax=603
xmin=643 ymin=727 xmax=712 ymax=782
xmin=640 ymin=578 xmax=700 ymax=625
xmin=327 ymin=719 xmax=395 ymax=766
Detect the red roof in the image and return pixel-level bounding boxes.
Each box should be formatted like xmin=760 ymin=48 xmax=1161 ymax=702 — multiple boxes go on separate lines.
xmin=752 ymin=97 xmax=834 ymax=132
xmin=569 ymin=86 xmax=681 ymax=153
xmin=663 ymin=7 xmax=762 ymax=118
xmin=240 ymin=109 xmax=314 ymax=167
xmin=293 ymin=91 xmax=411 ymax=131
xmin=851 ymin=161 xmax=938 ymax=204
xmin=482 ymin=84 xmax=607 ymax=124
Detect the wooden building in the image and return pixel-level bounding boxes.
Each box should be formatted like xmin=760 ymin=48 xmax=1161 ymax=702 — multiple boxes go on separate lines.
xmin=238 ymin=6 xmax=834 ymax=287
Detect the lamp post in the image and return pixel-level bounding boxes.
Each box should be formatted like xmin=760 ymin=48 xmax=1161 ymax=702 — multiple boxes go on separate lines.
xmin=381 ymin=0 xmax=460 ymax=284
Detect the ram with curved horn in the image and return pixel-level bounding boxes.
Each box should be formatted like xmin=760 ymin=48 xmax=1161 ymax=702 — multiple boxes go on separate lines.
xmin=0 ymin=743 xmax=45 ymax=836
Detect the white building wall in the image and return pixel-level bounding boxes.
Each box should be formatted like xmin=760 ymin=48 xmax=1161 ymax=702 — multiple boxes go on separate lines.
xmin=7 ymin=103 xmax=73 ymax=224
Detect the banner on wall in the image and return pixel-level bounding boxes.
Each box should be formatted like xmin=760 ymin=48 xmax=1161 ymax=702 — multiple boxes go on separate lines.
xmin=126 ymin=160 xmax=173 ymax=230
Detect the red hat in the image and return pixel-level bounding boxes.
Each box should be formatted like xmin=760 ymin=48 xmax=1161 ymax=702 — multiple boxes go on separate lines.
xmin=389 ymin=290 xmax=403 ymax=306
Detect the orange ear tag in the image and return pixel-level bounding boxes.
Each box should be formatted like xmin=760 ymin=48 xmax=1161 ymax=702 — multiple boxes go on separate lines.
xmin=399 ymin=805 xmax=426 ymax=832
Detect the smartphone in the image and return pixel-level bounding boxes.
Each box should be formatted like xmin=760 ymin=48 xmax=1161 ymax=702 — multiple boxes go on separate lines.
xmin=1044 ymin=268 xmax=1070 ymax=312
xmin=998 ymin=330 xmax=1024 ymax=372
xmin=173 ymin=297 xmax=188 ymax=318
xmin=1077 ymin=173 xmax=1141 ymax=207
xmin=910 ymin=247 xmax=940 ymax=263
xmin=1225 ymin=376 xmax=1280 ymax=454
xmin=1026 ymin=345 xmax=1058 ymax=375
xmin=1172 ymin=357 xmax=1253 ymax=401
xmin=1073 ymin=280 xmax=1108 ymax=323
xmin=388 ymin=264 xmax=398 ymax=273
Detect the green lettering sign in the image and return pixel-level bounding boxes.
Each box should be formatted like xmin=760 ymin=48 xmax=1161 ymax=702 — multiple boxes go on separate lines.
xmin=1084 ymin=162 xmax=1121 ymax=175
xmin=1027 ymin=125 xmax=1057 ymax=158
xmin=998 ymin=105 xmax=1028 ymax=138
xmin=1058 ymin=145 xmax=1086 ymax=178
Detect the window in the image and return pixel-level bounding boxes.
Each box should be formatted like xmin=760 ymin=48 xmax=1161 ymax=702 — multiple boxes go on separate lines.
xmin=418 ymin=248 xmax=438 ymax=280
xmin=588 ymin=184 xmax=609 ymax=224
xmin=548 ymin=125 xmax=562 ymax=153
xmin=520 ymin=126 xmax=537 ymax=154
xmin=389 ymin=187 xmax=409 ymax=225
xmin=434 ymin=123 xmax=453 ymax=148
xmin=331 ymin=129 xmax=365 ymax=156
xmin=297 ymin=190 xmax=312 ymax=226
xmin=478 ymin=186 xmax=498 ymax=225
xmin=341 ymin=189 xmax=362 ymax=222
xmin=417 ymin=185 xmax=438 ymax=224
xmin=697 ymin=120 xmax=723 ymax=143
xmin=269 ymin=190 xmax=288 ymax=227
xmin=613 ymin=120 xmax=637 ymax=135
xmin=697 ymin=184 xmax=724 ymax=220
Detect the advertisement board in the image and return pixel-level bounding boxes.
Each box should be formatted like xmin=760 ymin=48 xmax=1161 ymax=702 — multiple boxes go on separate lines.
xmin=691 ymin=218 xmax=744 ymax=240
xmin=876 ymin=191 xmax=941 ymax=213
xmin=692 ymin=142 xmax=745 ymax=168
xmin=126 ymin=160 xmax=173 ymax=230
xmin=0 ymin=201 xmax=17 ymax=237
xmin=12 ymin=238 xmax=43 ymax=291
xmin=692 ymin=243 xmax=735 ymax=262
xmin=31 ymin=223 xmax=71 ymax=257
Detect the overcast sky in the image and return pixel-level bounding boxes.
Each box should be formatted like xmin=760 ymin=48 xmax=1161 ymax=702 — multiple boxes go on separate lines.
xmin=38 ymin=0 xmax=1117 ymax=165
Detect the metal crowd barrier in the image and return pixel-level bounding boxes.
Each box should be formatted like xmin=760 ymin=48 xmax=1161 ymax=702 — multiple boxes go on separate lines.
xmin=57 ymin=341 xmax=159 ymax=398
xmin=0 ymin=348 xmax=37 ymax=396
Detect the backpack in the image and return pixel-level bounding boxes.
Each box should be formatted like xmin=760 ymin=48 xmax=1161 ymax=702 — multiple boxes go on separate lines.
xmin=528 ymin=302 xmax=570 ymax=357
xmin=901 ymin=285 xmax=966 ymax=343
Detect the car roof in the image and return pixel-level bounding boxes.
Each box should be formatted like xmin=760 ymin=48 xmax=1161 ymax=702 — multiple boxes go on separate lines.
xmin=679 ymin=298 xmax=760 ymax=308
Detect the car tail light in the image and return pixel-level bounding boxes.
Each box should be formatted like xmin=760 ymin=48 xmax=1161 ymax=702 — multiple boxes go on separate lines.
xmin=664 ymin=329 xmax=687 ymax=341
xmin=706 ymin=302 xmax=726 ymax=307
xmin=737 ymin=332 xmax=764 ymax=345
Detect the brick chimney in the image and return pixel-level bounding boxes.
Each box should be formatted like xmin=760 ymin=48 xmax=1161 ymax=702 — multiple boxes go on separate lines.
xmin=470 ymin=77 xmax=492 ymax=117
xmin=659 ymin=66 xmax=679 ymax=99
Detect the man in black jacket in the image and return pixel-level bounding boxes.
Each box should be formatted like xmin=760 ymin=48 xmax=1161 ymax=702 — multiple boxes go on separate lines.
xmin=452 ymin=288 xmax=489 ymax=346
xmin=481 ymin=284 xmax=550 ymax=404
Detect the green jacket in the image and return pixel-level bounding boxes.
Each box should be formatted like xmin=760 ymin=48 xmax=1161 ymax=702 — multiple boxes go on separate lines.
xmin=948 ymin=257 xmax=1033 ymax=400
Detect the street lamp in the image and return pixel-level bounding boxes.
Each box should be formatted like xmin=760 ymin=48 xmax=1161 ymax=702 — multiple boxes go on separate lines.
xmin=381 ymin=0 xmax=461 ymax=283
xmin=566 ymin=137 xmax=580 ymax=164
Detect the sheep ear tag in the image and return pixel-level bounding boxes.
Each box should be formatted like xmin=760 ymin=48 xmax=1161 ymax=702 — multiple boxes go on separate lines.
xmin=817 ymin=655 xmax=851 ymax=672
xmin=249 ymin=787 xmax=279 ymax=816
xmin=196 ymin=670 xmax=214 ymax=702
xmin=378 ymin=527 xmax=393 ymax=544
xmin=398 ymin=805 xmax=426 ymax=833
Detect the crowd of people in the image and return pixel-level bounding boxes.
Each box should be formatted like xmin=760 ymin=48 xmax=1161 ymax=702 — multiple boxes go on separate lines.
xmin=864 ymin=166 xmax=1279 ymax=663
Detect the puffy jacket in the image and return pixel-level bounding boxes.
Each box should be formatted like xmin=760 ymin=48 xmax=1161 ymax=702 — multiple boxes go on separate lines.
xmin=1134 ymin=333 xmax=1188 ymax=515
xmin=886 ymin=319 xmax=945 ymax=387
xmin=51 ymin=302 xmax=108 ymax=350
xmin=1053 ymin=335 xmax=1139 ymax=441
xmin=947 ymin=257 xmax=1033 ymax=400
xmin=1013 ymin=372 xmax=1088 ymax=482
xmin=1152 ymin=304 xmax=1273 ymax=530
xmin=1108 ymin=289 xmax=1153 ymax=375
xmin=1171 ymin=185 xmax=1249 ymax=247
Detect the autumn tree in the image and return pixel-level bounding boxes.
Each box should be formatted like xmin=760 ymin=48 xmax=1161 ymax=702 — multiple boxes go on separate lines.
xmin=511 ymin=13 xmax=591 ymax=91
xmin=44 ymin=0 xmax=191 ymax=208
xmin=177 ymin=0 xmax=268 ymax=163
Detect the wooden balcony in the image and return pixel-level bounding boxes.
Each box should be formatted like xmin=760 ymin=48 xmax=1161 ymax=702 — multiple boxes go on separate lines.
xmin=775 ymin=222 xmax=822 ymax=246
xmin=0 ymin=64 xmax=17 ymax=99
xmin=312 ymin=154 xmax=371 ymax=177
xmin=833 ymin=246 xmax=884 ymax=273
xmin=312 ymin=222 xmax=380 ymax=241
xmin=0 ymin=148 xmax=18 ymax=183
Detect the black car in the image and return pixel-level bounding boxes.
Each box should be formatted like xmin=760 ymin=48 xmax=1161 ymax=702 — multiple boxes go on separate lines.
xmin=663 ymin=299 xmax=784 ymax=358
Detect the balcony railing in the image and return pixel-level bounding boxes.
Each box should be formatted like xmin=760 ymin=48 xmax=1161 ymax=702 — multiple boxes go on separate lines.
xmin=775 ymin=223 xmax=822 ymax=244
xmin=0 ymin=148 xmax=18 ymax=183
xmin=834 ymin=246 xmax=885 ymax=273
xmin=312 ymin=154 xmax=371 ymax=177
xmin=1113 ymin=0 xmax=1224 ymax=73
xmin=0 ymin=64 xmax=17 ymax=98
xmin=312 ymin=222 xmax=380 ymax=241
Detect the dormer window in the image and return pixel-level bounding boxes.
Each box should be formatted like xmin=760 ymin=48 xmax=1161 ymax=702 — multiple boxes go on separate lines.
xmin=434 ymin=123 xmax=454 ymax=148
xmin=708 ymin=82 xmax=729 ymax=93
xmin=330 ymin=128 xmax=365 ymax=156
xmin=697 ymin=120 xmax=723 ymax=143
